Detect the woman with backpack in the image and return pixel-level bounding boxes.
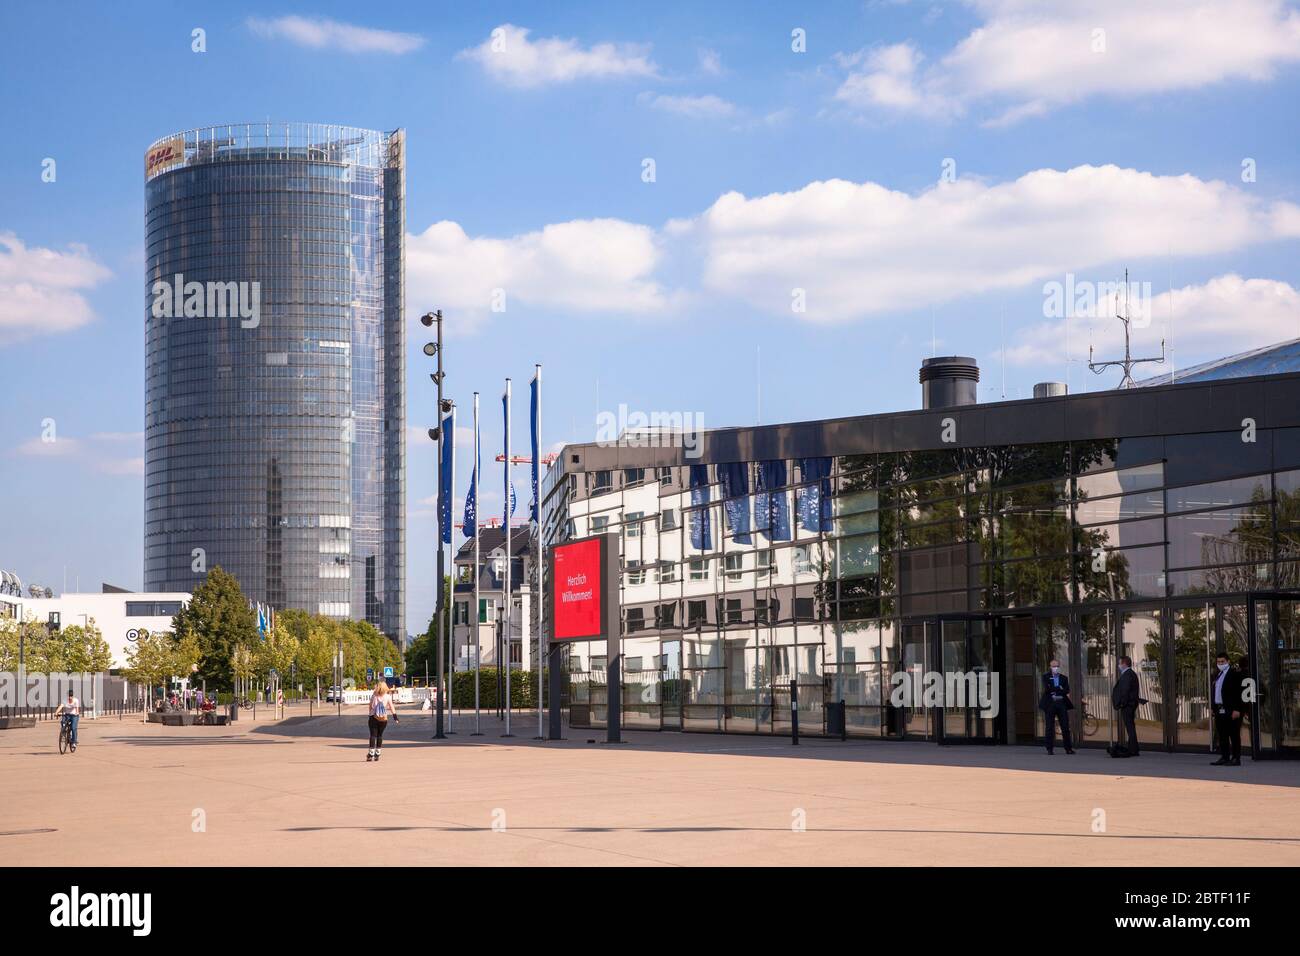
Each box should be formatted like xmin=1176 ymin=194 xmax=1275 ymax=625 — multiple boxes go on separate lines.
xmin=367 ymin=679 xmax=399 ymax=762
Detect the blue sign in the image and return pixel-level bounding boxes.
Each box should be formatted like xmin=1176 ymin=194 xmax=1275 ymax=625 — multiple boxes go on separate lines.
xmin=383 ymin=666 xmax=395 ymax=678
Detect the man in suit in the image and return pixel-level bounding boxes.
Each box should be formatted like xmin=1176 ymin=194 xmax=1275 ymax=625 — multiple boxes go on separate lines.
xmin=1039 ymin=659 xmax=1074 ymax=754
xmin=1211 ymin=652 xmax=1247 ymax=766
xmin=1111 ymin=656 xmax=1141 ymax=757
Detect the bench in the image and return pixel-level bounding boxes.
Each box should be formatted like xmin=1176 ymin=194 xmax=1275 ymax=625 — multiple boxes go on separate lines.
xmin=0 ymin=716 xmax=37 ymax=730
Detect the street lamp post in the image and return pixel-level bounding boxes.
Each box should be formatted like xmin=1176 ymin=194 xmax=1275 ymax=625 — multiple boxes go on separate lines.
xmin=422 ymin=310 xmax=450 ymax=740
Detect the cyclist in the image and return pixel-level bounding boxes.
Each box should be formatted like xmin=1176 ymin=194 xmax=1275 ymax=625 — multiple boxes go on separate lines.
xmin=54 ymin=690 xmax=81 ymax=752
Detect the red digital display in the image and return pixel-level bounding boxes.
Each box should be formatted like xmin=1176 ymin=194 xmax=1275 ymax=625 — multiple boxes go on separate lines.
xmin=552 ymin=538 xmax=603 ymax=640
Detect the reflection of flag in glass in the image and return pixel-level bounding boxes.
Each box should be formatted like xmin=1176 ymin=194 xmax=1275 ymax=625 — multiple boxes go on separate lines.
xmin=718 ymin=462 xmax=751 ymax=544
xmin=439 ymin=411 xmax=454 ymax=544
xmin=463 ymin=468 xmax=477 ymax=538
xmin=689 ymin=464 xmax=712 ymax=551
xmin=509 ymin=482 xmax=517 ymax=517
xmin=755 ymin=460 xmax=791 ymax=541
xmin=797 ymin=457 xmax=833 ymax=532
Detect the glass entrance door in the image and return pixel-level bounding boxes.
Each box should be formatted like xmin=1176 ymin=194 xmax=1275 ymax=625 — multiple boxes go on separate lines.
xmin=897 ymin=621 xmax=932 ymax=739
xmin=934 ymin=616 xmax=1002 ymax=744
xmin=660 ymin=640 xmax=683 ymax=730
xmin=1251 ymin=596 xmax=1300 ymax=755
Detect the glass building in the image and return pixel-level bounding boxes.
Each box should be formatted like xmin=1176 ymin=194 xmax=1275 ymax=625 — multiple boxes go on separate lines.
xmin=144 ymin=123 xmax=406 ymax=642
xmin=543 ymin=357 xmax=1300 ymax=758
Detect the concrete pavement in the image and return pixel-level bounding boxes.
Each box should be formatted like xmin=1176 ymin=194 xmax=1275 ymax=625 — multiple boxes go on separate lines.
xmin=2 ymin=704 xmax=1298 ymax=866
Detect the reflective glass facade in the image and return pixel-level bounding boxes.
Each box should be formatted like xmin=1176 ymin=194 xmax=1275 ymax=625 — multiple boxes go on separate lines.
xmin=144 ymin=123 xmax=405 ymax=641
xmin=545 ymin=375 xmax=1300 ymax=757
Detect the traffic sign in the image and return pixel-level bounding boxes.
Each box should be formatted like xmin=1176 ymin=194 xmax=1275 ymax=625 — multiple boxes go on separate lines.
xmin=383 ymin=666 xmax=395 ymax=678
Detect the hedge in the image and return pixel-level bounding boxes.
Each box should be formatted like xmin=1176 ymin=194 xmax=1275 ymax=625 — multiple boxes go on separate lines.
xmin=450 ymin=667 xmax=543 ymax=709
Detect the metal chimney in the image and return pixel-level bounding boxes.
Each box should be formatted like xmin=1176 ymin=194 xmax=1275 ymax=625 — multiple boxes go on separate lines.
xmin=1033 ymin=382 xmax=1068 ymax=399
xmin=920 ymin=356 xmax=979 ymax=409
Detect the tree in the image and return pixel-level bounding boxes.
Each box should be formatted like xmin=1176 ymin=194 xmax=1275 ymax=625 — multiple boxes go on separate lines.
xmin=255 ymin=622 xmax=299 ymax=690
xmin=295 ymin=626 xmax=334 ymax=696
xmin=46 ymin=621 xmax=114 ymax=673
xmin=122 ymin=630 xmax=176 ymax=698
xmin=171 ymin=566 xmax=258 ymax=690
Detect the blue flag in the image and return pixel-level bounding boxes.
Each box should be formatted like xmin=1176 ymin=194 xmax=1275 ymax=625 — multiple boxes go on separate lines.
xmin=689 ymin=464 xmax=712 ymax=551
xmin=529 ymin=371 xmax=540 ymax=523
xmin=756 ymin=460 xmax=791 ymax=541
xmin=718 ymin=462 xmax=752 ymax=544
xmin=797 ymin=457 xmax=833 ymax=532
xmin=463 ymin=467 xmax=477 ymax=538
xmin=439 ymin=411 xmax=454 ymax=544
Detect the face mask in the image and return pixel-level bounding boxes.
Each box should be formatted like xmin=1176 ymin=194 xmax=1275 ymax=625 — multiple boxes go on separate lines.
xmin=1050 ymin=667 xmax=1059 ymax=675
xmin=1218 ymin=662 xmax=1229 ymax=672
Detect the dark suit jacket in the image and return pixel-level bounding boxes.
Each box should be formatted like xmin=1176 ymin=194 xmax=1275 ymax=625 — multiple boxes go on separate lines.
xmin=1211 ymin=667 xmax=1247 ymax=713
xmin=1112 ymin=668 xmax=1140 ymax=709
xmin=1039 ymin=672 xmax=1073 ymax=711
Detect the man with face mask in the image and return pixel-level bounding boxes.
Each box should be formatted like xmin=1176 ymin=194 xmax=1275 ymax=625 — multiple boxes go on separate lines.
xmin=1039 ymin=659 xmax=1074 ymax=754
xmin=1110 ymin=656 xmax=1141 ymax=757
xmin=1211 ymin=652 xmax=1246 ymax=766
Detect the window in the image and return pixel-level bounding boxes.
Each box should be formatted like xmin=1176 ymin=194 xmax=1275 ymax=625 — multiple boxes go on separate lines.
xmin=624 ymin=511 xmax=644 ymax=538
xmin=723 ymin=598 xmax=743 ymax=624
xmin=660 ymin=508 xmax=679 ymax=531
xmin=126 ymin=601 xmax=183 ymax=617
xmin=658 ymin=467 xmax=674 ymax=486
xmin=624 ymin=655 xmax=644 ymax=670
xmin=454 ymin=601 xmax=468 ymax=625
xmin=655 ymin=602 xmax=678 ymax=628
xmin=478 ymin=597 xmax=496 ymax=623
xmin=794 ymin=596 xmax=816 ymax=620
xmin=687 ymin=600 xmax=708 ymax=626
xmin=793 ymin=546 xmax=813 ymax=575
xmin=755 ymin=597 xmax=773 ymax=624
xmin=689 ymin=558 xmax=710 ymax=580
xmin=592 ymin=471 xmax=612 ymax=495
xmin=757 ymin=551 xmax=775 ymax=577
xmin=591 ymin=515 xmax=610 ymax=534
xmin=625 ymin=609 xmax=645 ymax=633
xmin=624 ymin=468 xmax=645 ymax=488
xmin=626 ymin=564 xmax=646 ymax=586
xmin=725 ymin=553 xmax=744 ymax=582
xmin=657 ymin=561 xmax=678 ymax=584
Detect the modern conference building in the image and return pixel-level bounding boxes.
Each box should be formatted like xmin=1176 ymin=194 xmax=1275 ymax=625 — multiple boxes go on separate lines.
xmin=143 ymin=123 xmax=406 ymax=642
xmin=541 ymin=345 xmax=1300 ymax=758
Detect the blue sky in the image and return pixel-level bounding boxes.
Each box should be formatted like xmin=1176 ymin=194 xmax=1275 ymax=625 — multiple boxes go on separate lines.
xmin=3 ymin=1 xmax=1300 ymax=633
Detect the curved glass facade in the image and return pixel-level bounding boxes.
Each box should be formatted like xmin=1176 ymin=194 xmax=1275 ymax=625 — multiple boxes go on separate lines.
xmin=144 ymin=123 xmax=405 ymax=641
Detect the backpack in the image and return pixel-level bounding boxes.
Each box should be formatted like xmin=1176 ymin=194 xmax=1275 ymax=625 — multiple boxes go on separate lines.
xmin=373 ymin=696 xmax=387 ymax=721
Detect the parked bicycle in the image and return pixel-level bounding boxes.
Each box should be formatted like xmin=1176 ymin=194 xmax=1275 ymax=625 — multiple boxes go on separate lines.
xmin=1080 ymin=701 xmax=1100 ymax=737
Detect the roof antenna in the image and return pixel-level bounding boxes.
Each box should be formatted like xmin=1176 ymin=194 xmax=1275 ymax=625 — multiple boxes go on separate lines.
xmin=1088 ymin=269 xmax=1165 ymax=388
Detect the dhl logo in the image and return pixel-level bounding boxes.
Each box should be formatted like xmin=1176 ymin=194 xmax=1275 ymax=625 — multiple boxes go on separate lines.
xmin=146 ymin=142 xmax=183 ymax=175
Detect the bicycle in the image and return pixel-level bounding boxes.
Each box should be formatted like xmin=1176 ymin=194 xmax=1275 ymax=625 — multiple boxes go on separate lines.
xmin=1080 ymin=701 xmax=1100 ymax=738
xmin=58 ymin=714 xmax=76 ymax=754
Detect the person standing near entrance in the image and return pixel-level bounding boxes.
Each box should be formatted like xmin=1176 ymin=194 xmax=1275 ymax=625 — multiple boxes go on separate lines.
xmin=1111 ymin=656 xmax=1141 ymax=757
xmin=1211 ymin=652 xmax=1246 ymax=766
xmin=1039 ymin=659 xmax=1074 ymax=754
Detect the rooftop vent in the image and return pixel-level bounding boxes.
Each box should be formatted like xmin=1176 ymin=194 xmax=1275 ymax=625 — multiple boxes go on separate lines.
xmin=920 ymin=356 xmax=979 ymax=409
xmin=1033 ymin=382 xmax=1068 ymax=399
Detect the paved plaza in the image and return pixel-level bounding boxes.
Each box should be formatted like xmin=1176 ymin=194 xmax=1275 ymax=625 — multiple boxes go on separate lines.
xmin=3 ymin=704 xmax=1299 ymax=866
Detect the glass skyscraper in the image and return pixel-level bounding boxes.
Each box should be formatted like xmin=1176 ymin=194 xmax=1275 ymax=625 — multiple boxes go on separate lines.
xmin=144 ymin=123 xmax=405 ymax=642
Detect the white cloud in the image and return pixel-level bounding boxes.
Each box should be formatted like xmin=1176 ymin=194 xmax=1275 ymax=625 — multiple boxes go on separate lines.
xmin=0 ymin=233 xmax=112 ymax=345
xmin=14 ymin=431 xmax=142 ymax=476
xmin=835 ymin=0 xmax=1300 ymax=124
xmin=458 ymin=23 xmax=658 ymax=88
xmin=406 ymin=218 xmax=670 ymax=324
xmin=246 ymin=16 xmax=424 ymax=55
xmin=698 ymin=48 xmax=724 ymax=75
xmin=405 ymin=164 xmax=1300 ymax=330
xmin=685 ymin=165 xmax=1300 ymax=322
xmin=1008 ymin=274 xmax=1300 ymax=369
xmin=638 ymin=91 xmax=737 ymax=119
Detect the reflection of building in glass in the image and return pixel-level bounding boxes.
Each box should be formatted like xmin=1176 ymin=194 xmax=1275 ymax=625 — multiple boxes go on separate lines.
xmin=144 ymin=123 xmax=405 ymax=643
xmin=543 ymin=354 xmax=1300 ymax=757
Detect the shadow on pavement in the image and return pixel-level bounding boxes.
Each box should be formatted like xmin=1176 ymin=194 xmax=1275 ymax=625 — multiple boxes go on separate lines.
xmin=244 ymin=711 xmax=1300 ymax=788
xmin=278 ymin=824 xmax=1300 ymax=843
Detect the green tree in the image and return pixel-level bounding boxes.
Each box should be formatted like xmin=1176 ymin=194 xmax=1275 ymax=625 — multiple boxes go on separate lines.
xmin=171 ymin=566 xmax=258 ymax=690
xmin=46 ymin=621 xmax=114 ymax=672
xmin=295 ymin=626 xmax=334 ymax=696
xmin=255 ymin=622 xmax=299 ymax=689
xmin=122 ymin=630 xmax=177 ymax=698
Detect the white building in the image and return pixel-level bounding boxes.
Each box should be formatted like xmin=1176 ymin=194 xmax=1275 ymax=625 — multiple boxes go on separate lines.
xmin=0 ymin=581 xmax=190 ymax=668
xmin=451 ymin=527 xmax=534 ymax=671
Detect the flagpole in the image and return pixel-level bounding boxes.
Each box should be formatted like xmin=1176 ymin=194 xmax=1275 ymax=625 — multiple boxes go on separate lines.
xmin=446 ymin=402 xmax=457 ymax=734
xmin=472 ymin=392 xmax=482 ymax=735
xmin=534 ymin=364 xmax=544 ymax=741
xmin=502 ymin=378 xmax=513 ymax=737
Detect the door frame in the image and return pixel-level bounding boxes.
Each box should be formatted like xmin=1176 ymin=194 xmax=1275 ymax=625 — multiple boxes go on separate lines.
xmin=925 ymin=612 xmax=1014 ymax=745
xmin=1246 ymin=591 xmax=1300 ymax=758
